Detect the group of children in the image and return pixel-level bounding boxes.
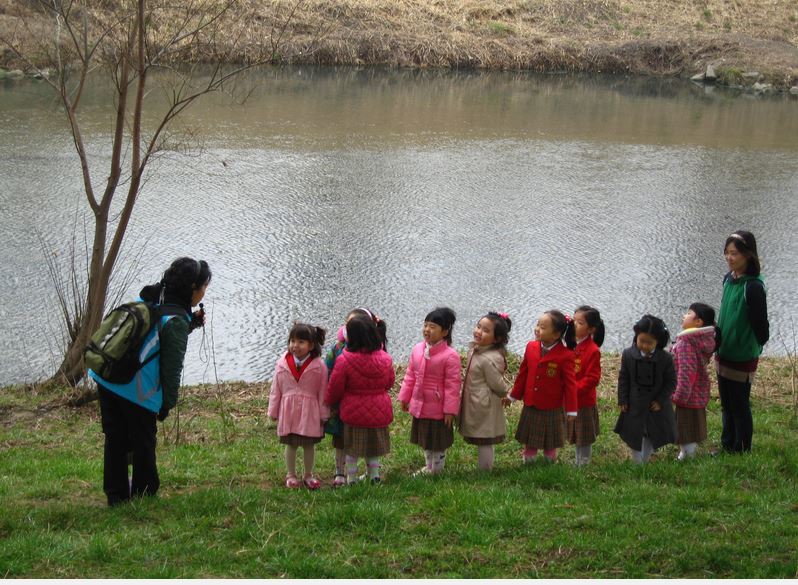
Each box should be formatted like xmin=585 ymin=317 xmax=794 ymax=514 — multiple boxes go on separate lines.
xmin=267 ymin=303 xmax=719 ymax=488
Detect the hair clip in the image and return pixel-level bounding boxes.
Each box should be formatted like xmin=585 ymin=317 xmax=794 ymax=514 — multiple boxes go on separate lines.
xmin=498 ymin=312 xmax=509 ymax=321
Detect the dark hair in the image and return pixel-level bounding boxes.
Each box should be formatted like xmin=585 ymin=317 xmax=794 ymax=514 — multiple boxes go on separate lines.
xmin=288 ymin=323 xmax=326 ymax=358
xmin=545 ymin=310 xmax=576 ymax=349
xmin=688 ymin=302 xmax=722 ymax=352
xmin=575 ymin=305 xmax=605 ymax=347
xmin=346 ymin=316 xmax=383 ymax=353
xmin=481 ymin=312 xmax=512 ymax=350
xmin=632 ymin=314 xmax=670 ymax=350
xmin=347 ymin=307 xmax=388 ymax=350
xmin=424 ymin=307 xmax=456 ymax=345
xmin=724 ymin=230 xmax=761 ymax=276
xmin=140 ymin=257 xmax=211 ymax=309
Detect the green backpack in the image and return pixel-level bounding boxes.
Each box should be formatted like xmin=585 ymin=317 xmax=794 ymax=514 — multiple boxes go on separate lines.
xmin=84 ymin=301 xmax=160 ymax=384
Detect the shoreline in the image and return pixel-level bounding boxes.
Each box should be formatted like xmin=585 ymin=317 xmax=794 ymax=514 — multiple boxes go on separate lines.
xmin=1 ymin=1 xmax=796 ymax=92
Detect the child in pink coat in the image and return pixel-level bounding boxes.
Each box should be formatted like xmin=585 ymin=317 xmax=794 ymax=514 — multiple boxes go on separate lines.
xmin=326 ymin=316 xmax=395 ymax=485
xmin=268 ymin=323 xmax=329 ymax=489
xmin=398 ymin=307 xmax=461 ymax=475
xmin=671 ymin=303 xmax=719 ymax=460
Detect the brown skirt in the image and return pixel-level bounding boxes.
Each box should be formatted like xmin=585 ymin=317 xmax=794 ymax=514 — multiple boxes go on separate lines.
xmin=410 ymin=417 xmax=454 ymax=451
xmin=515 ymin=406 xmax=566 ymax=450
xmin=343 ymin=424 xmax=391 ymax=458
xmin=463 ymin=434 xmax=505 ymax=445
xmin=279 ymin=433 xmax=323 ymax=447
xmin=675 ymin=406 xmax=707 ymax=444
xmin=568 ymin=405 xmax=600 ymax=446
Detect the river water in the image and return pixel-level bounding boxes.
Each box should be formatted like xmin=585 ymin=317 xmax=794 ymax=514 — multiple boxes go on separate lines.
xmin=1 ymin=67 xmax=797 ymax=385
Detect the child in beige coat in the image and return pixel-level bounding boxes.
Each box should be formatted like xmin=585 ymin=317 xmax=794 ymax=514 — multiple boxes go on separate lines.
xmin=458 ymin=312 xmax=512 ymax=470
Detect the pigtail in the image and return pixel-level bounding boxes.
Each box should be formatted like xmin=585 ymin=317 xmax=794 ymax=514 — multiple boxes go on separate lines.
xmin=563 ymin=318 xmax=577 ymax=350
xmin=314 ymin=326 xmax=327 ymax=350
xmin=374 ymin=317 xmax=388 ymax=350
xmin=713 ymin=325 xmax=722 ymax=353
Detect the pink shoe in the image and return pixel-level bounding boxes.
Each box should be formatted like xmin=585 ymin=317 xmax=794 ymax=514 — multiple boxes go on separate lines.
xmin=303 ymin=476 xmax=321 ymax=490
xmin=333 ymin=474 xmax=347 ymax=488
xmin=285 ymin=475 xmax=300 ymax=489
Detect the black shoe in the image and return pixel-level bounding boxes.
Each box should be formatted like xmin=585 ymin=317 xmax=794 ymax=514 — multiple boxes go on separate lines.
xmin=370 ymin=477 xmax=381 ymax=485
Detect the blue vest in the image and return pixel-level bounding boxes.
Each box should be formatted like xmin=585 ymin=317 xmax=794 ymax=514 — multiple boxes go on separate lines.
xmin=89 ymin=311 xmax=186 ymax=413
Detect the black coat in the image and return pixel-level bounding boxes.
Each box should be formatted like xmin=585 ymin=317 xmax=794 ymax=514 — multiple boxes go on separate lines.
xmin=613 ymin=346 xmax=677 ymax=450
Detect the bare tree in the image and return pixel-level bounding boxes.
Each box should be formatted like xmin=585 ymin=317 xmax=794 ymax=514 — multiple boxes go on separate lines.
xmin=1 ymin=0 xmax=304 ymax=386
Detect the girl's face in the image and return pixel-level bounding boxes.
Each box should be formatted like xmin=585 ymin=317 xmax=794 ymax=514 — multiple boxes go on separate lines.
xmin=289 ymin=337 xmax=312 ymax=360
xmin=534 ymin=314 xmax=560 ymax=345
xmin=473 ymin=317 xmax=496 ymax=347
xmin=681 ymin=309 xmax=704 ymax=330
xmin=573 ymin=311 xmax=594 ymax=341
xmin=636 ymin=332 xmax=658 ymax=355
xmin=724 ymin=242 xmax=749 ymax=275
xmin=423 ymin=321 xmax=448 ymax=345
xmin=191 ymin=281 xmax=209 ymax=307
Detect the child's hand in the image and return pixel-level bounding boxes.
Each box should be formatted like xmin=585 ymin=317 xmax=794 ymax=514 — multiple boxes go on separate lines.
xmin=649 ymin=401 xmax=661 ymax=412
xmin=620 ymin=404 xmax=628 ymax=413
xmin=270 ymin=416 xmax=278 ymax=422
xmin=444 ymin=414 xmax=454 ymax=428
xmin=400 ymin=401 xmax=409 ymax=412
xmin=501 ymin=397 xmax=512 ymax=408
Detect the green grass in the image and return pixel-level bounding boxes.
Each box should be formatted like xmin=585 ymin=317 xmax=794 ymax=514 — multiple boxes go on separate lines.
xmin=1 ymin=357 xmax=797 ymax=577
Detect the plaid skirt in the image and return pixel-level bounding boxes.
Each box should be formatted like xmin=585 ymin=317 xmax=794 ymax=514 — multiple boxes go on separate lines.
xmin=568 ymin=405 xmax=600 ymax=446
xmin=675 ymin=406 xmax=707 ymax=444
xmin=515 ymin=406 xmax=566 ymax=450
xmin=410 ymin=417 xmax=454 ymax=451
xmin=279 ymin=433 xmax=323 ymax=447
xmin=343 ymin=424 xmax=391 ymax=458
xmin=463 ymin=434 xmax=505 ymax=446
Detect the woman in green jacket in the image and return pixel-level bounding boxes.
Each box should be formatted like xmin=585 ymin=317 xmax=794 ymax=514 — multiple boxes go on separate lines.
xmin=716 ymin=231 xmax=768 ymax=453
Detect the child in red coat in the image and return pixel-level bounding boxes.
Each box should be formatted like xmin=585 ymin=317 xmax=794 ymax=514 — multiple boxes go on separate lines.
xmin=507 ymin=310 xmax=578 ymax=463
xmin=569 ymin=306 xmax=605 ymax=466
xmin=325 ymin=316 xmax=395 ymax=485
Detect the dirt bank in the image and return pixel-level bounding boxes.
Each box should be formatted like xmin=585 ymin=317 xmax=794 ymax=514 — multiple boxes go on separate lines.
xmin=1 ymin=1 xmax=797 ymax=89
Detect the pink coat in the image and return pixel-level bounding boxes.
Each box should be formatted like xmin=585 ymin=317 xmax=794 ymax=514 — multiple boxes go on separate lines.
xmin=268 ymin=354 xmax=330 ymax=438
xmin=398 ymin=341 xmax=461 ymax=420
xmin=325 ymin=349 xmax=395 ymax=428
xmin=671 ymin=326 xmax=716 ymax=409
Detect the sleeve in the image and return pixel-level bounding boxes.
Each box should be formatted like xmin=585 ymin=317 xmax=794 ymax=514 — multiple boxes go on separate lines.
xmin=484 ymin=356 xmax=509 ymax=398
xmin=397 ymin=349 xmax=416 ymax=404
xmin=746 ymin=280 xmax=770 ymax=347
xmin=317 ymin=362 xmax=330 ymax=420
xmin=443 ymin=351 xmax=462 ymax=416
xmin=267 ymin=364 xmax=282 ymax=419
xmin=325 ymin=357 xmax=346 ymax=407
xmin=577 ymin=348 xmax=601 ymax=398
xmin=510 ymin=344 xmax=531 ymax=401
xmin=561 ymin=352 xmax=578 ymax=414
xmin=159 ymin=316 xmax=190 ymax=410
xmin=672 ymin=343 xmax=695 ymax=403
xmin=617 ymin=350 xmax=630 ymax=406
xmin=659 ymin=353 xmax=677 ymax=403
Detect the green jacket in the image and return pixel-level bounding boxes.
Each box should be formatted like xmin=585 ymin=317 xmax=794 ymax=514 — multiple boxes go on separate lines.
xmin=717 ymin=273 xmax=768 ymax=362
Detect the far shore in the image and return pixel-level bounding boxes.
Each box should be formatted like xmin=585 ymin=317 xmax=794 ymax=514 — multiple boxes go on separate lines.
xmin=1 ymin=0 xmax=796 ymax=91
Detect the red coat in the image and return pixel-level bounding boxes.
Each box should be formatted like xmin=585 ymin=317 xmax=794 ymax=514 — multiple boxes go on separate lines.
xmin=510 ymin=341 xmax=578 ymax=413
xmin=574 ymin=337 xmax=601 ymax=408
xmin=325 ymin=348 xmax=395 ymax=428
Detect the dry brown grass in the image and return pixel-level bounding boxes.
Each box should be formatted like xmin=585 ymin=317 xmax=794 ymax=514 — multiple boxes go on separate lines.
xmin=1 ymin=0 xmax=797 ymax=86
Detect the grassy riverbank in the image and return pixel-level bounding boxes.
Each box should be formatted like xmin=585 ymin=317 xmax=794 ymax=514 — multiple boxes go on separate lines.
xmin=1 ymin=0 xmax=797 ymax=89
xmin=1 ymin=354 xmax=796 ymax=577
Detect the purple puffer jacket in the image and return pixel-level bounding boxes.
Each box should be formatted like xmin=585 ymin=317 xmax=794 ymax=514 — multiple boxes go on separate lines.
xmin=325 ymin=348 xmax=395 ymax=428
xmin=671 ymin=326 xmax=716 ymax=409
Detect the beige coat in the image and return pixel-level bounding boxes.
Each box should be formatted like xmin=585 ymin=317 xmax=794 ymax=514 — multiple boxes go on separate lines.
xmin=458 ymin=345 xmax=509 ymax=439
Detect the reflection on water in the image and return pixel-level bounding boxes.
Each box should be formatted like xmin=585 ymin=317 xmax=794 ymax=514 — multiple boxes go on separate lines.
xmin=1 ymin=67 xmax=797 ymax=384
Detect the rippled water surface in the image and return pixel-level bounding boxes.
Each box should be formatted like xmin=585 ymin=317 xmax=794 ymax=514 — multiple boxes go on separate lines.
xmin=1 ymin=68 xmax=797 ymax=384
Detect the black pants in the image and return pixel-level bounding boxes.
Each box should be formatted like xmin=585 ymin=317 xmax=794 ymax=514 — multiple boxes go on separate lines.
xmin=98 ymin=386 xmax=159 ymax=506
xmin=717 ymin=375 xmax=753 ymax=453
